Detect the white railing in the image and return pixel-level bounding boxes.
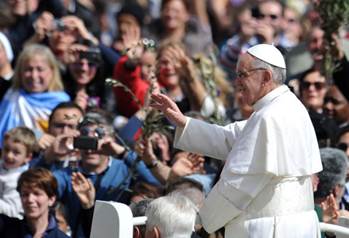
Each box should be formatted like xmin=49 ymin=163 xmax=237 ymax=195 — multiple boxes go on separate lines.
xmin=90 ymin=201 xmax=349 ymax=238
xmin=320 ymin=222 xmax=349 ymax=238
xmin=90 ymin=200 xmax=146 ymax=238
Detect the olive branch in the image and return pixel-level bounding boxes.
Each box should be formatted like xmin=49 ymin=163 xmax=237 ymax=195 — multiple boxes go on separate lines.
xmin=316 ymin=1 xmax=349 ymax=80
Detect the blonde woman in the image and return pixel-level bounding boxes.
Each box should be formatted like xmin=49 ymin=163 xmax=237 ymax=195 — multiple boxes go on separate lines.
xmin=0 ymin=44 xmax=69 ymax=144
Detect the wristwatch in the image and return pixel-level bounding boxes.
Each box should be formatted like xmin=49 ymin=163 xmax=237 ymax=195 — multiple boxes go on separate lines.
xmin=146 ymin=159 xmax=159 ymax=169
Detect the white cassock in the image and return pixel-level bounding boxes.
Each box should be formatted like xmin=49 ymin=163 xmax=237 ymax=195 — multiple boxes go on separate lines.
xmin=174 ymin=85 xmax=323 ymax=238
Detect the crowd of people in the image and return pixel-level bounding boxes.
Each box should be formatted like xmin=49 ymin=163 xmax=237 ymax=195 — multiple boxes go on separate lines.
xmin=0 ymin=0 xmax=348 ymax=237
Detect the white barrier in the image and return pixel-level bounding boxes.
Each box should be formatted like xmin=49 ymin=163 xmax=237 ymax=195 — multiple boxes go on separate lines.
xmin=320 ymin=222 xmax=349 ymax=238
xmin=90 ymin=201 xmax=349 ymax=238
xmin=90 ymin=200 xmax=147 ymax=238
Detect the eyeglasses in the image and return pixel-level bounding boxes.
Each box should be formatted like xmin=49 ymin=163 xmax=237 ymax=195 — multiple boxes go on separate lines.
xmin=236 ymin=68 xmax=266 ymax=79
xmin=258 ymin=13 xmax=279 ymax=20
xmin=301 ymin=81 xmax=326 ymax=90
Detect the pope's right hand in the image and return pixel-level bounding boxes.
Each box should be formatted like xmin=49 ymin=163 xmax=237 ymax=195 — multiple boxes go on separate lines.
xmin=150 ymin=93 xmax=187 ymax=128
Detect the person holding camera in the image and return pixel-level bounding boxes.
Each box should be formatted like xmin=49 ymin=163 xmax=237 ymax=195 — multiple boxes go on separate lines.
xmin=64 ymin=42 xmax=108 ymax=111
xmin=32 ymin=102 xmax=84 ymax=170
xmin=52 ymin=109 xmax=159 ymax=237
xmin=27 ymin=12 xmax=99 ymax=65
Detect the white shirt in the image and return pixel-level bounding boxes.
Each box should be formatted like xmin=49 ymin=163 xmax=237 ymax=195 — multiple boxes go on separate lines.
xmin=0 ymin=161 xmax=29 ymax=219
xmin=174 ymin=85 xmax=323 ymax=238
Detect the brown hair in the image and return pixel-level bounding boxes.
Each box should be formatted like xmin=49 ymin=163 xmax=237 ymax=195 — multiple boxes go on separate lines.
xmin=17 ymin=168 xmax=58 ymax=198
xmin=12 ymin=44 xmax=64 ymax=91
xmin=161 ymin=0 xmax=190 ymax=12
xmin=4 ymin=126 xmax=36 ymax=155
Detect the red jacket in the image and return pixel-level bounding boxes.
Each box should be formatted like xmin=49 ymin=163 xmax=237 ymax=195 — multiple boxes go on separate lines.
xmin=113 ymin=56 xmax=149 ymax=117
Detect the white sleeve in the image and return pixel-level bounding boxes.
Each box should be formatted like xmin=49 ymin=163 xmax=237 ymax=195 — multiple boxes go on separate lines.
xmin=199 ymin=173 xmax=273 ymax=233
xmin=0 ymin=182 xmax=23 ymax=219
xmin=174 ymin=117 xmax=246 ymax=160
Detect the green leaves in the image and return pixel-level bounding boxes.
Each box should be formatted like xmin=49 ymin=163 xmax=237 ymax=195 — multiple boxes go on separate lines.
xmin=316 ymin=1 xmax=349 ymax=79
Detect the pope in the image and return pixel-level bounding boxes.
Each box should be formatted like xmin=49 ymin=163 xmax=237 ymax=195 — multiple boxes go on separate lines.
xmin=151 ymin=44 xmax=323 ymax=238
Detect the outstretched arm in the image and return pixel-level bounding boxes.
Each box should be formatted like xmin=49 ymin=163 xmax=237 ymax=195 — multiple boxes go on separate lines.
xmin=151 ymin=93 xmax=244 ymax=160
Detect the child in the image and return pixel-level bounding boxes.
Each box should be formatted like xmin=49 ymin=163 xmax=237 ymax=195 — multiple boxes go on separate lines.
xmin=0 ymin=127 xmax=36 ymax=219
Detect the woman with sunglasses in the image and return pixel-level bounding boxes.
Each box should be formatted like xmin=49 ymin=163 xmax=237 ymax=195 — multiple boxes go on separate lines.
xmin=64 ymin=42 xmax=107 ymax=112
xmin=299 ymin=67 xmax=328 ymax=113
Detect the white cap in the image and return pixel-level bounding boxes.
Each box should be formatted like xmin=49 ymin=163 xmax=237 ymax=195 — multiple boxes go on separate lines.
xmin=247 ymin=44 xmax=286 ymax=69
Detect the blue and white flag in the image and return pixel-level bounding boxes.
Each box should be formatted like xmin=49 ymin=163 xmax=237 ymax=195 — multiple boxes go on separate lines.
xmin=0 ymin=89 xmax=70 ymax=145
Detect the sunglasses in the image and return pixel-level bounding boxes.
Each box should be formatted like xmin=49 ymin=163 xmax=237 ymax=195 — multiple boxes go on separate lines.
xmin=258 ymin=13 xmax=279 ymax=20
xmin=301 ymin=81 xmax=326 ymax=90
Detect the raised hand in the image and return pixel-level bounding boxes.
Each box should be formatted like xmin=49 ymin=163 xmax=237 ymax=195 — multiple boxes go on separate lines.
xmin=320 ymin=193 xmax=340 ymax=224
xmin=37 ymin=133 xmax=56 ymax=150
xmin=150 ymin=93 xmax=187 ymax=127
xmin=169 ymin=152 xmax=205 ymax=180
xmin=98 ymin=136 xmax=126 ymax=157
xmin=74 ymin=89 xmax=89 ymax=111
xmin=72 ymin=172 xmax=95 ymax=209
xmin=61 ymin=15 xmax=98 ymax=44
xmin=32 ymin=11 xmax=55 ymax=40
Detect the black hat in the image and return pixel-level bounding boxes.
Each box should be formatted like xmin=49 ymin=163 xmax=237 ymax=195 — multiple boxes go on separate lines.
xmin=116 ymin=3 xmax=145 ymax=27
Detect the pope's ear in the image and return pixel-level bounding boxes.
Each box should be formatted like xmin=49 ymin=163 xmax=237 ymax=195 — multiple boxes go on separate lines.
xmin=263 ymin=69 xmax=273 ymax=82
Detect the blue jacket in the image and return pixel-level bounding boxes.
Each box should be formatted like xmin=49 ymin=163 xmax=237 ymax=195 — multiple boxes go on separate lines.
xmin=54 ymin=158 xmax=130 ymax=234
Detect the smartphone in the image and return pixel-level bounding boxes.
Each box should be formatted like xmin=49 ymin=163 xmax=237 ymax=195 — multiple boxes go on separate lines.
xmin=73 ymin=136 xmax=98 ymax=150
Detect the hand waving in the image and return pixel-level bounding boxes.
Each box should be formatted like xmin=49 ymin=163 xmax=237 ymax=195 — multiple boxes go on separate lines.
xmin=72 ymin=172 xmax=96 ymax=209
xmin=150 ymin=93 xmax=187 ymax=127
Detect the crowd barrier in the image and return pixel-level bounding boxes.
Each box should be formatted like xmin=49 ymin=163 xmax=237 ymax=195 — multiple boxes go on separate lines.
xmin=90 ymin=200 xmax=349 ymax=238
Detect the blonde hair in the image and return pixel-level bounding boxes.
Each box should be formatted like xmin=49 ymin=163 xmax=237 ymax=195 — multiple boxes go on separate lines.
xmin=4 ymin=126 xmax=37 ymax=155
xmin=12 ymin=44 xmax=63 ymax=91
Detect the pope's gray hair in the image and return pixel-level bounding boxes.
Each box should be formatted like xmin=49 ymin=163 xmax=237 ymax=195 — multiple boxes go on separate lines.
xmin=251 ymin=57 xmax=286 ymax=85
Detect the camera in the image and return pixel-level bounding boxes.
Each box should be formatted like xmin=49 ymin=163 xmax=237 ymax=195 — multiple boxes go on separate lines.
xmin=53 ymin=19 xmax=65 ymax=31
xmin=73 ymin=136 xmax=98 ymax=150
xmin=79 ymin=47 xmax=102 ymax=64
xmin=73 ymin=125 xmax=106 ymax=150
xmin=251 ymin=6 xmax=260 ymax=19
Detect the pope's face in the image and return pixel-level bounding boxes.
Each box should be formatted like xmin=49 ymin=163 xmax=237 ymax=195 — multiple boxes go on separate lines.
xmin=235 ymin=54 xmax=266 ymax=106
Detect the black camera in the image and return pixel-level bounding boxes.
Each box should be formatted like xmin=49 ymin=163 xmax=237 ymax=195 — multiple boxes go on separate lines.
xmin=251 ymin=6 xmax=260 ymax=19
xmin=79 ymin=47 xmax=102 ymax=65
xmin=73 ymin=126 xmax=106 ymax=150
xmin=53 ymin=19 xmax=65 ymax=31
xmin=73 ymin=136 xmax=98 ymax=150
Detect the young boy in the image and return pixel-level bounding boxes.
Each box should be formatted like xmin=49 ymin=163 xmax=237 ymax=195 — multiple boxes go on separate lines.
xmin=0 ymin=126 xmax=36 ymax=219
